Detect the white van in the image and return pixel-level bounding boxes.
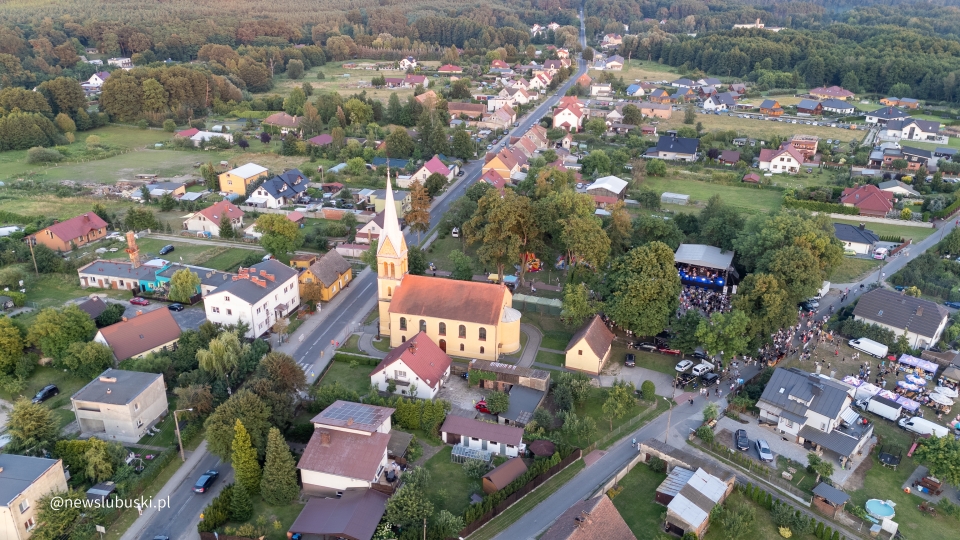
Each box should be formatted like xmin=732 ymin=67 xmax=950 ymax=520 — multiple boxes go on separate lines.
xmin=898 ymin=416 xmax=950 ymax=438
xmin=848 ymin=338 xmax=888 ymax=358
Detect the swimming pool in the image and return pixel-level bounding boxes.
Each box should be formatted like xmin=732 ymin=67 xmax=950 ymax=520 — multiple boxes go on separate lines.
xmin=866 ymin=499 xmax=896 ymax=520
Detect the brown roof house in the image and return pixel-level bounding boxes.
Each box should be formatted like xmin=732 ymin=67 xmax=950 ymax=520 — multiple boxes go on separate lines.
xmin=294 ymin=250 xmax=353 ymax=302
xmin=371 ymin=332 xmax=451 ymax=399
xmin=297 ymin=400 xmax=396 ymax=497
xmin=76 ymin=296 xmax=109 ymax=320
xmin=32 ymin=212 xmax=108 ymax=252
xmin=288 ymin=489 xmax=389 ymax=540
xmin=482 ymin=456 xmax=528 ymax=494
xmin=853 ymin=288 xmax=949 ymax=349
xmin=182 ymin=200 xmax=245 ymax=237
xmin=564 ymin=315 xmax=615 ymax=374
xmin=263 ymin=112 xmax=301 ymax=135
xmin=540 ymin=494 xmax=636 ymax=540
xmin=93 ymin=308 xmax=182 ymax=361
xmin=440 ymin=415 xmax=524 ymax=458
xmin=71 ymin=368 xmax=168 ymax=443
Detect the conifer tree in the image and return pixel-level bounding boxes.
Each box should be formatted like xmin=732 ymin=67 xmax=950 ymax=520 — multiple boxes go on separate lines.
xmin=229 ymin=479 xmax=253 ymax=521
xmin=232 ymin=419 xmax=261 ymax=496
xmin=261 ymin=427 xmax=300 ymax=505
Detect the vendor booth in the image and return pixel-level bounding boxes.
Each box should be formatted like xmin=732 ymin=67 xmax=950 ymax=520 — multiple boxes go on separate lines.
xmin=897 ymin=354 xmax=938 ymax=379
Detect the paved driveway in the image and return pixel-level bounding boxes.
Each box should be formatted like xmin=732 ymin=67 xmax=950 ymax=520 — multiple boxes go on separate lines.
xmin=119 ymin=299 xmax=207 ymax=330
xmin=601 ymin=365 xmax=677 ymax=397
xmin=716 ymin=416 xmax=807 ymax=466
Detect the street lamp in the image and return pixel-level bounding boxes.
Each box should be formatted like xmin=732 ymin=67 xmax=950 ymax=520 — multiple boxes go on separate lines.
xmin=173 ymin=408 xmax=194 ymax=462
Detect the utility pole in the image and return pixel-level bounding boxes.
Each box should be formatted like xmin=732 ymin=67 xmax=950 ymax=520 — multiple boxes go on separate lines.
xmin=174 ymin=408 xmax=193 ymax=462
xmin=27 ymin=236 xmax=38 ymax=275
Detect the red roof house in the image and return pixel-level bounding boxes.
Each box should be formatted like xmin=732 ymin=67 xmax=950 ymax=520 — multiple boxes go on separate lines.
xmin=308 ymin=134 xmax=333 ymax=146
xmin=481 ymin=169 xmax=508 ymax=193
xmin=438 ymin=64 xmax=463 ymax=74
xmin=370 ymin=331 xmax=452 ymax=398
xmin=176 ymin=128 xmax=200 ymax=138
xmin=840 ymin=184 xmax=895 ymax=217
xmin=33 ymin=212 xmax=108 ymax=252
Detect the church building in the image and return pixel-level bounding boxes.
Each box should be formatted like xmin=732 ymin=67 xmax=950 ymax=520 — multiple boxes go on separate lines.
xmin=376 ymin=180 xmax=521 ymax=361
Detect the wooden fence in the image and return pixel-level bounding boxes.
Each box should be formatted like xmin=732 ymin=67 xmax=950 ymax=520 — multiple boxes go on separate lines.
xmin=457 ymin=448 xmax=583 ymax=537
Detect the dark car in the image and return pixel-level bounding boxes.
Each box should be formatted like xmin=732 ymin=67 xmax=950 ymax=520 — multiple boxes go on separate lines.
xmin=32 ymin=384 xmax=59 ymax=404
xmin=158 ymin=245 xmax=175 ymax=255
xmin=154 ymin=536 xmax=171 ymax=540
xmin=701 ymin=372 xmax=720 ymax=387
xmin=624 ymin=354 xmax=636 ymax=367
xmin=946 ymin=301 xmax=960 ymax=309
xmin=690 ymin=351 xmax=709 ymax=361
xmin=193 ymin=470 xmax=220 ymax=493
xmin=735 ymin=429 xmax=749 ymax=451
xmin=168 ymin=303 xmax=184 ymax=311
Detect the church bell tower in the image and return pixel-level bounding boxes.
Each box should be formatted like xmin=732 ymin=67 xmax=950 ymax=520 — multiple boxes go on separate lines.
xmin=376 ymin=170 xmax=408 ymax=336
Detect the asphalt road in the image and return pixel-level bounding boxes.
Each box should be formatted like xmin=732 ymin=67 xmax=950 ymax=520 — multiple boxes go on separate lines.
xmin=137 ymin=453 xmax=232 ymax=540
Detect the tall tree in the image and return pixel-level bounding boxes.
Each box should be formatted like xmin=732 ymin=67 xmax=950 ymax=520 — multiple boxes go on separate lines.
xmin=562 ymin=283 xmax=599 ymax=328
xmin=27 ymin=305 xmax=96 ymax=360
xmin=61 ymin=341 xmax=113 ymax=380
xmin=561 ymin=216 xmax=610 ymax=271
xmin=261 ymin=427 xmax=300 ymax=504
xmin=232 ymin=420 xmax=262 ymax=496
xmin=7 ymin=398 xmax=58 ymax=455
xmin=197 ymin=332 xmax=248 ymax=391
xmin=0 ymin=317 xmax=24 ymax=374
xmin=255 ymin=214 xmax=304 ymax=256
xmin=464 ymin=190 xmax=540 ymax=281
xmin=914 ymin=435 xmax=960 ymax=485
xmin=733 ymin=273 xmax=797 ymax=344
xmin=405 ymin=180 xmax=431 ymax=244
xmin=695 ymin=309 xmax=751 ymax=356
xmin=204 ymin=390 xmax=272 ymax=460
xmin=168 ymin=268 xmax=201 ymax=302
xmin=605 ymin=242 xmax=681 ymax=336
xmin=218 ymin=211 xmax=236 ymax=239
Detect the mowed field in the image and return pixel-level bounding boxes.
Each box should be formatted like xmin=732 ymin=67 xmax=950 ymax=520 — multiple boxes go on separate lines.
xmin=638 ymin=174 xmax=784 ymax=214
xmin=258 ymin=60 xmax=443 ymax=103
xmin=658 ymin=111 xmax=867 ymax=143
xmin=615 ymin=59 xmax=681 ymax=83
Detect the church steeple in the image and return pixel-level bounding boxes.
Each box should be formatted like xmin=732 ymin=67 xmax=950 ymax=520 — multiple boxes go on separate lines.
xmin=376 ymin=168 xmax=408 ymax=337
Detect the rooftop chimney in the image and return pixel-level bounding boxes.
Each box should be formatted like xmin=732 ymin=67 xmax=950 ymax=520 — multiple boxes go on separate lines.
xmin=106 ymin=388 xmax=112 ymax=394
xmin=859 ymin=223 xmax=865 ymax=230
xmin=99 ymin=376 xmax=117 ymax=383
xmin=319 ymin=431 xmax=331 ymax=446
xmin=917 ymin=307 xmax=923 ymax=316
xmin=346 ymin=418 xmax=354 ymax=426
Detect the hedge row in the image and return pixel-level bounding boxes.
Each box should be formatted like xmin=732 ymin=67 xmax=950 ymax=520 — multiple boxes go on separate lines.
xmin=783 ymin=197 xmax=860 ymax=215
xmin=935 ymin=196 xmax=960 ymax=218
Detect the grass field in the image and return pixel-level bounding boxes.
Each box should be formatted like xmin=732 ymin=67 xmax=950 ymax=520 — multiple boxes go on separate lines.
xmin=555 ymin=387 xmax=644 ymax=446
xmin=318 ymin=360 xmax=374 ymax=395
xmin=658 ymin=111 xmax=867 ymax=144
xmin=0 ymin=194 xmax=135 ymax=220
xmin=828 ymin=257 xmax=881 ymax=283
xmin=610 ymin=342 xmax=682 ymax=377
xmin=196 ymin=247 xmax=262 ymax=272
xmin=0 ymin=365 xmax=92 ymax=403
xmin=23 ymin=272 xmax=130 ymax=309
xmin=254 ymin=60 xmax=442 ymax=103
xmin=611 ymin=461 xmax=667 ymax=537
xmin=422 ymin=446 xmax=477 ymax=520
xmin=639 ymin=175 xmax=784 ymax=214
xmin=616 ymin=60 xmax=680 ymax=84
xmin=892 ymin=138 xmax=960 ymax=150
xmin=535 ymin=350 xmax=565 ymax=366
xmin=832 ymin=218 xmax=936 ymax=242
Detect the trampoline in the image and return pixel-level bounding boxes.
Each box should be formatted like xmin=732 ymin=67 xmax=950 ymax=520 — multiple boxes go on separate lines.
xmin=866 ymin=499 xmax=896 ymax=520
xmin=877 ymin=446 xmax=903 ymax=469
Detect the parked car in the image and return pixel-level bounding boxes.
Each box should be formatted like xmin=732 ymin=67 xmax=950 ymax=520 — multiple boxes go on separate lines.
xmin=690 ymin=351 xmax=709 ymax=361
xmin=624 ymin=354 xmax=636 ymax=367
xmin=675 ymin=359 xmax=694 ymax=372
xmin=701 ymin=372 xmax=720 ymax=386
xmin=168 ymin=303 xmax=184 ymax=311
xmin=130 ymin=297 xmax=150 ymax=306
xmin=946 ymin=301 xmax=960 ymax=309
xmin=457 ymin=170 xmax=465 ymax=176
xmin=475 ymin=400 xmax=492 ymax=414
xmin=158 ymin=245 xmax=175 ymax=255
xmin=756 ymin=439 xmax=774 ymax=462
xmin=635 ymin=342 xmax=658 ymax=352
xmin=32 ymin=384 xmax=59 ymax=404
xmin=735 ymin=429 xmax=749 ymax=451
xmin=193 ymin=470 xmax=220 ymax=493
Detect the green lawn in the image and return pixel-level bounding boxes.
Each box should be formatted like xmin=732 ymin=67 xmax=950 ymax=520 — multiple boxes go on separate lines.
xmin=535 ymin=350 xmax=565 ymax=366
xmin=196 ymin=246 xmax=263 ymax=272
xmin=341 ymin=334 xmax=364 ymax=355
xmin=609 ymin=342 xmax=681 ymax=378
xmin=555 ymin=387 xmax=644 ymax=447
xmin=702 ymin=490 xmax=818 ymax=540
xmin=238 ymin=496 xmax=306 ymax=540
xmin=53 ymin=408 xmax=76 ymax=430
xmin=0 ymin=365 xmax=92 ymax=406
xmin=372 ymin=337 xmax=392 ymax=353
xmin=23 ymin=272 xmax=130 ymax=309
xmin=98 ymin=238 xmax=255 ymax=269
xmin=424 ymin=234 xmax=480 ymax=274
xmin=611 ymin=461 xmax=667 ymax=537
xmin=422 ymin=446 xmax=478 ymax=519
xmin=467 ymin=459 xmax=586 ymax=540
xmin=136 ymin=406 xmax=179 ymax=448
xmin=832 ymin=219 xmax=936 ymax=243
xmin=540 ymin=330 xmax=573 ymax=351
xmin=828 ymin=257 xmax=881 ymax=283
xmin=0 ymin=194 xmax=136 ymax=220
xmin=639 ymin=175 xmax=785 ymax=215
xmin=318 ymin=360 xmax=375 ymax=395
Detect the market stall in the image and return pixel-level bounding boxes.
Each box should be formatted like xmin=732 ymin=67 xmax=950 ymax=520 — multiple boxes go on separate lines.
xmin=938 ymin=366 xmax=960 ymax=390
xmin=854 ymin=382 xmax=881 ymax=401
xmin=896 ymin=396 xmax=921 ymax=414
xmin=897 ymin=354 xmax=939 ymax=380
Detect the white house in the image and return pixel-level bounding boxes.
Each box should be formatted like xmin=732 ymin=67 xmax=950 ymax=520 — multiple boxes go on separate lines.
xmin=297 ymin=400 xmax=395 ymax=497
xmin=758 ymin=146 xmax=805 ymax=174
xmin=703 ymin=93 xmax=736 ymax=111
xmin=586 ymin=175 xmax=629 ymax=199
xmin=244 ymin=169 xmax=308 ymax=208
xmin=86 ymin=71 xmax=110 ymax=88
xmin=203 ymin=260 xmax=300 ymax=338
xmin=853 ymin=289 xmax=949 ymax=349
xmin=370 ymin=332 xmax=452 ymax=399
xmin=399 ymin=57 xmax=418 ymax=70
xmin=398 ymin=155 xmax=453 ymax=189
xmin=833 ymin=223 xmax=880 ymax=255
xmin=182 ymin=200 xmax=245 ymax=237
xmin=553 ymin=104 xmax=585 ymax=132
xmin=881 ymin=119 xmax=941 ymax=142
xmin=190 ymin=131 xmax=233 ymax=147
xmin=440 ymin=415 xmax=525 ymax=457
xmin=107 ymin=57 xmax=132 ymax=69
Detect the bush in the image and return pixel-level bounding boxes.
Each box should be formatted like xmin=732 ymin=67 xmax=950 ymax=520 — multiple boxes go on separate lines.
xmin=163 ymin=119 xmax=176 ymax=132
xmin=640 ymin=380 xmax=656 ymax=400
xmin=648 ymin=456 xmax=666 ymax=473
xmin=26 ymin=147 xmax=64 ymax=164
xmin=137 ymin=119 xmax=148 ymax=130
xmin=695 ymin=426 xmax=714 ymax=443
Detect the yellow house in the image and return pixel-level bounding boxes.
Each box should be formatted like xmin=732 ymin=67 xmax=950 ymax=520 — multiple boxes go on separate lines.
xmin=482 ymin=148 xmax=522 ymax=179
xmin=370 ymin=188 xmax=411 ymax=215
xmin=218 ymin=163 xmax=269 ymax=196
xmin=375 ymin=181 xmax=520 ymax=361
xmin=564 ymin=315 xmax=615 ymax=374
xmin=294 ymin=250 xmax=353 ymax=302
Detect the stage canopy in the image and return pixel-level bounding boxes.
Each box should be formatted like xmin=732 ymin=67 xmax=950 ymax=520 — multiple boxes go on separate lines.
xmin=674 ymin=244 xmax=735 ymax=271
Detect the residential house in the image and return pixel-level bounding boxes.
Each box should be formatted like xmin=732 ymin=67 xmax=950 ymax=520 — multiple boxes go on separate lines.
xmin=878 ymin=179 xmax=921 ymax=198
xmin=413 ymin=89 xmax=437 ymax=108
xmin=218 ymin=163 xmax=269 ymax=196
xmin=590 ymin=83 xmax=612 ymax=97
xmin=877 ymin=146 xmax=932 ymax=172
xmin=294 ymin=250 xmax=353 ymax=302
xmin=647 ymin=135 xmax=699 ymax=161
xmin=203 ymin=260 xmax=300 ymax=338
xmin=586 ymin=176 xmax=628 ymax=200
xmin=742 ymin=172 xmax=761 ymax=183
xmin=796 ymin=99 xmax=824 ymax=115
xmin=638 ymin=102 xmax=672 ymax=118
xmin=307 ymin=134 xmax=333 ymax=147
xmin=143 ymin=182 xmax=186 ymax=198
xmin=94 ymin=308 xmax=182 ymax=361
xmin=263 ymin=112 xmax=301 ymax=135
xmin=718 ymin=150 xmax=741 ymax=165
xmin=0 ymin=455 xmax=68 ymax=540
xmin=298 ymin=400 xmax=395 ymax=497
xmin=760 ymin=99 xmax=784 ymax=116
xmin=601 ymin=33 xmax=623 ymax=49
xmin=78 ymin=259 xmax=164 ymax=292
xmin=245 ymin=169 xmax=308 ymax=208
xmin=822 ymin=98 xmax=855 ymax=115
xmin=786 ymin=135 xmax=819 ymax=159
xmin=356 ymin=211 xmax=385 ymax=244
xmin=175 ymin=127 xmax=199 ymax=139
xmin=865 ymin=107 xmax=910 ymax=125
xmin=182 ymin=200 xmax=244 ymax=237
xmin=881 ymin=97 xmax=920 ymax=109
xmin=703 ymin=93 xmax=735 ymax=111
xmin=564 ymin=315 xmax=615 ymax=375
xmin=840 ymin=184 xmax=895 ymax=217
xmin=882 ymin=119 xmax=941 ymax=142
xmin=901 ymin=146 xmax=934 ymax=170
xmin=31 ymin=212 xmax=108 ymax=252
xmin=448 ymin=102 xmax=486 ymax=120
xmin=543 ymin=60 xmax=563 ymax=76
xmin=404 ymin=74 xmax=427 ymax=86
xmin=398 ymin=155 xmax=453 ymax=189
xmin=853 ymin=289 xmax=949 ymax=348
xmin=107 ymin=57 xmax=132 ymax=68
xmin=483 ymin=457 xmax=527 ymax=494
xmin=758 ymin=145 xmax=805 ymax=174
xmin=85 ymin=71 xmax=110 ymax=88
xmin=605 ymin=55 xmax=624 ymax=70
xmin=480 ymin=169 xmax=508 ymax=193
xmin=541 ymin=495 xmax=636 ymax=540
xmin=935 ymin=147 xmax=957 ymax=159
xmin=441 ymin=416 xmax=524 ymax=458
xmin=369 ymin=188 xmax=411 ymax=215
xmin=657 ymin=463 xmax=735 ymax=538
xmin=729 ymin=83 xmax=747 ymax=94
xmin=649 ymin=88 xmax=672 ymax=104
xmin=483 ymin=104 xmax=517 ymax=129
xmin=287 ymin=490 xmax=388 ymax=540
xmin=833 ymin=223 xmax=880 ymax=255
xmin=76 ymin=296 xmax=108 ymax=320
xmin=757 ymin=367 xmax=872 ymax=462
xmin=625 ymin=84 xmax=646 ymax=97
xmin=671 ymin=87 xmax=696 ymax=102
xmin=483 ymin=147 xmax=525 ymax=178
xmin=671 ymin=78 xmax=697 ymax=88
xmin=698 ymin=85 xmax=718 ymax=99
xmin=399 ymin=56 xmax=417 ymax=70
xmin=71 ymin=368 xmax=168 ymax=443
xmin=371 ymin=332 xmax=452 ymax=398
xmin=438 ymin=64 xmax=463 ymax=74
xmin=556 ymin=48 xmax=569 ymax=59
xmin=809 ymin=86 xmax=855 ymax=100
xmin=553 ymin=101 xmax=585 ymax=132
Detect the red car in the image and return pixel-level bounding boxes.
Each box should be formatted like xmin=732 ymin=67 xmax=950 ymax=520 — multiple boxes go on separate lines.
xmin=475 ymin=400 xmax=491 ymax=414
xmin=658 ymin=347 xmax=682 ymax=356
xmin=130 ymin=297 xmax=150 ymax=306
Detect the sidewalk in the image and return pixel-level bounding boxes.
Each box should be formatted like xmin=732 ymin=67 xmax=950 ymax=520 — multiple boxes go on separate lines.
xmin=118 ymin=441 xmax=208 ymax=540
xmin=358 ymin=322 xmax=388 ymax=358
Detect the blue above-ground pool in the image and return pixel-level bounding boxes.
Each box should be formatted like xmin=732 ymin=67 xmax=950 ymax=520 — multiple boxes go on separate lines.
xmin=866 ymin=499 xmax=896 ymax=520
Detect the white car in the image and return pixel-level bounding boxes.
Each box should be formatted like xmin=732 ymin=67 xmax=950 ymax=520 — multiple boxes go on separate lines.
xmin=756 ymin=439 xmax=774 ymax=462
xmin=675 ymin=360 xmax=694 ymax=372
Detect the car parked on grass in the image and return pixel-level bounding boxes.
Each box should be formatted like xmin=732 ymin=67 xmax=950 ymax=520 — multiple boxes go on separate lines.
xmin=130 ymin=297 xmax=150 ymax=306
xmin=32 ymin=384 xmax=59 ymax=404
xmin=158 ymin=245 xmax=175 ymax=255
xmin=636 ymin=342 xmax=658 ymax=352
xmin=193 ymin=470 xmax=220 ymax=493
xmin=735 ymin=429 xmax=749 ymax=451
xmin=675 ymin=359 xmax=694 ymax=372
xmin=756 ymin=439 xmax=774 ymax=462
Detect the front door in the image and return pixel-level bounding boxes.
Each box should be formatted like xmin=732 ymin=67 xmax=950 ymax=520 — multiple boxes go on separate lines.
xmin=439 ymin=339 xmax=446 ymax=352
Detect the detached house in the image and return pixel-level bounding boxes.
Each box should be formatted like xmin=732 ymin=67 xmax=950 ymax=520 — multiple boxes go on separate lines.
xmin=399 ymin=56 xmax=417 ymax=70
xmin=94 ymin=308 xmax=182 ymax=361
xmin=32 ymin=212 xmax=108 ymax=252
xmin=553 ymin=101 xmax=585 ymax=132
xmin=647 ymin=135 xmax=699 ymax=161
xmin=809 ymin=86 xmax=855 ymax=100
xmin=605 ymin=55 xmax=624 ymax=70
xmin=246 ymin=169 xmax=308 ymax=208
xmin=218 ymin=163 xmax=269 ymax=196
xmin=833 ymin=223 xmax=880 ymax=255
xmin=357 ymin=211 xmax=385 ymax=244
xmin=853 ymin=289 xmax=949 ymax=348
xmin=586 ymin=176 xmax=628 ymax=200
xmin=865 ymin=107 xmax=910 ymax=126
xmin=371 ymin=332 xmax=452 ymax=399
xmin=203 ymin=260 xmax=300 ymax=338
xmin=0 ymin=455 xmax=68 ymax=540
xmin=448 ymin=102 xmax=486 ymax=120
xmin=759 ymin=145 xmax=805 ymax=174
xmin=796 ymin=99 xmax=824 ymax=116
xmin=601 ymin=33 xmax=622 ymax=49
xmin=703 ymin=93 xmax=735 ymax=111
xmin=758 ymin=367 xmax=872 ymax=462
xmin=840 ymin=184 xmax=894 ymax=217
xmin=441 ymin=415 xmax=524 ymax=458
xmin=71 ymin=369 xmax=168 ymax=443
xmin=821 ymin=99 xmax=855 ymax=115
xmin=882 ymin=119 xmax=941 ymax=142
xmin=564 ymin=315 xmax=615 ymax=375
xmin=760 ymin=99 xmax=784 ymax=116
xmin=263 ymin=112 xmax=301 ymax=135
xmin=398 ymin=155 xmax=453 ymax=189
xmin=292 ymin=250 xmax=353 ymax=302
xmin=483 ymin=147 xmax=526 ymax=178
xmin=182 ymin=200 xmax=244 ymax=237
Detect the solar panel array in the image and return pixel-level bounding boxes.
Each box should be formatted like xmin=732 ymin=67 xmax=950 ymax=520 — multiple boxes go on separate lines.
xmin=320 ymin=401 xmax=383 ymax=427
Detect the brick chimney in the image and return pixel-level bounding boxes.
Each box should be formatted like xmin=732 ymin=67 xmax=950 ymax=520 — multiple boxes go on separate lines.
xmin=319 ymin=431 xmax=331 ymax=446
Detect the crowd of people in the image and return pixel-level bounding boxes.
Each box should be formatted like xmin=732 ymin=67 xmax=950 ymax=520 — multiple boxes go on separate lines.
xmin=677 ymin=263 xmax=725 ymax=283
xmin=678 ymin=285 xmax=731 ymax=317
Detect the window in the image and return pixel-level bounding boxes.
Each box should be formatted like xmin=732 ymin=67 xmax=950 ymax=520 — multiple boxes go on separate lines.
xmin=19 ymin=500 xmax=29 ymax=513
xmin=480 ymin=346 xmax=485 ymax=354
xmin=420 ymin=320 xmax=427 ymax=333
xmin=459 ymin=325 xmax=466 ymax=338
xmin=134 ymin=402 xmax=140 ymax=411
xmin=578 ymin=350 xmax=582 ymax=355
xmin=821 ymin=422 xmax=826 ymax=431
xmin=119 ymin=280 xmax=124 ymax=287
xmin=24 ymin=518 xmax=35 ymax=531
xmin=136 ymin=419 xmax=143 ymax=428
xmin=395 ymin=370 xmax=407 ymax=378
xmin=225 ymin=296 xmax=230 ymax=301
xmin=388 ymin=287 xmax=392 ymax=297
xmin=479 ymin=328 xmax=487 ymax=341
xmin=399 ymin=317 xmax=407 ymax=331
xmin=460 ymin=344 xmax=465 ymax=351
xmin=401 ymin=336 xmax=406 ymax=342
xmin=226 ymin=309 xmax=232 ymax=316
xmin=212 ymin=307 xmax=220 ymax=313
xmin=256 ymin=307 xmax=261 ymax=313
xmin=439 ymin=322 xmax=446 ymax=336
xmin=785 ymin=419 xmax=794 ymax=428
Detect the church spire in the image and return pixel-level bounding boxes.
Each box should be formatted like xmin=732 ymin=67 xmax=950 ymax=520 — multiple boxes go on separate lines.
xmin=378 ymin=167 xmax=404 ymax=256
